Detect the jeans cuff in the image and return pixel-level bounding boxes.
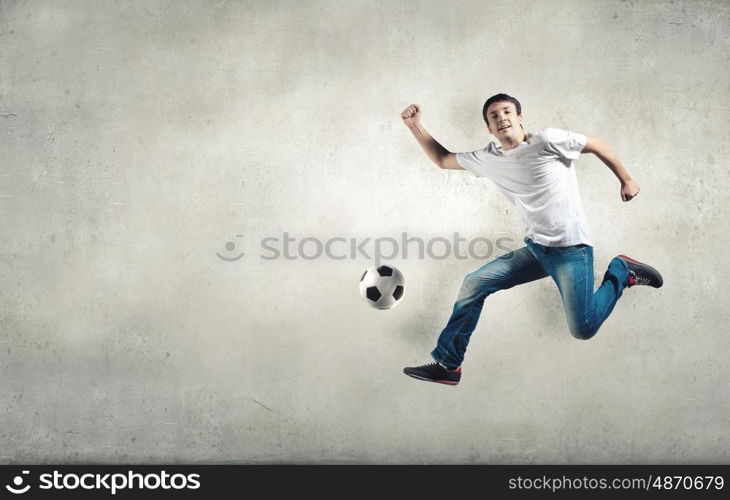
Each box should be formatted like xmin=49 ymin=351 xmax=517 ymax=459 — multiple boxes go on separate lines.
xmin=431 ymin=350 xmax=459 ymax=370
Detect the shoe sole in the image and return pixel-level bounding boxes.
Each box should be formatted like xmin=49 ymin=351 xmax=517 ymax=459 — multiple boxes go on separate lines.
xmin=403 ymin=372 xmax=459 ymax=386
xmin=618 ymin=254 xmax=663 ymax=288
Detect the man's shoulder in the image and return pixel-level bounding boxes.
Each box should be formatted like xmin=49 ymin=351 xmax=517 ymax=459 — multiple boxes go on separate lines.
xmin=462 ymin=141 xmax=502 ymax=157
xmin=530 ymin=128 xmax=566 ymax=144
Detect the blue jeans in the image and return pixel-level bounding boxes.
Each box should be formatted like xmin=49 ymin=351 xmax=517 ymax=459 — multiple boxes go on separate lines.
xmin=431 ymin=237 xmax=631 ymax=369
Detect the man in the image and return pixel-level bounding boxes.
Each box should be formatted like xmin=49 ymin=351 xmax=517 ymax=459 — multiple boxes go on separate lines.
xmin=401 ymin=94 xmax=663 ymax=386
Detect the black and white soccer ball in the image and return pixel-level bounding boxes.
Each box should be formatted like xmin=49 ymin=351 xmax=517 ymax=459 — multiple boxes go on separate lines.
xmin=359 ymin=265 xmax=405 ymax=310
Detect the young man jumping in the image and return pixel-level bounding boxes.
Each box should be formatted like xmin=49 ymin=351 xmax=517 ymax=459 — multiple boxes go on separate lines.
xmin=401 ymin=94 xmax=663 ymax=386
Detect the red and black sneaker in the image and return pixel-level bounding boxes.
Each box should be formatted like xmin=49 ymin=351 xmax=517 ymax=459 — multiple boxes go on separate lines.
xmin=403 ymin=362 xmax=461 ymax=385
xmin=617 ymin=254 xmax=664 ymax=288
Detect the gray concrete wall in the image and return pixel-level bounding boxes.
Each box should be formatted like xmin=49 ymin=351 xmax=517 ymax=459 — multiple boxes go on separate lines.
xmin=1 ymin=0 xmax=728 ymax=463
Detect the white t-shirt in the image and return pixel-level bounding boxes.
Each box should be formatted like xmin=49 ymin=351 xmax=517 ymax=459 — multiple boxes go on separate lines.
xmin=456 ymin=128 xmax=592 ymax=247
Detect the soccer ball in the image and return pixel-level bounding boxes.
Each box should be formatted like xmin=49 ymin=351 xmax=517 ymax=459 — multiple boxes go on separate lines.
xmin=359 ymin=265 xmax=405 ymax=310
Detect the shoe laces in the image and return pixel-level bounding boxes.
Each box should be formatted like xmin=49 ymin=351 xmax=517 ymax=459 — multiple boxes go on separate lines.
xmin=416 ymin=362 xmax=453 ymax=372
xmin=628 ymin=270 xmax=652 ymax=286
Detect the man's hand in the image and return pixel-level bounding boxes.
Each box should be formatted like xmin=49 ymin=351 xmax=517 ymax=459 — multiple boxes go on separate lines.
xmin=400 ymin=103 xmax=464 ymax=170
xmin=401 ymin=104 xmax=421 ymax=127
xmin=621 ymin=178 xmax=640 ymax=202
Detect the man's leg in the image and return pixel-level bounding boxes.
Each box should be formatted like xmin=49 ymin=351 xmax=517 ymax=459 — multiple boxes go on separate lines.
xmin=530 ymin=241 xmax=643 ymax=340
xmin=430 ymin=246 xmax=549 ymax=369
xmin=554 ymin=246 xmax=625 ymax=340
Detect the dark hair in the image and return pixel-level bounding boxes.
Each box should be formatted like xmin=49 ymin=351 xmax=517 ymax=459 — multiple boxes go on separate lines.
xmin=482 ymin=93 xmax=522 ymax=125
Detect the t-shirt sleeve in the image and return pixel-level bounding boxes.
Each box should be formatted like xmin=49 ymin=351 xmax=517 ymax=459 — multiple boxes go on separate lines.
xmin=456 ymin=148 xmax=489 ymax=176
xmin=542 ymin=128 xmax=587 ymax=160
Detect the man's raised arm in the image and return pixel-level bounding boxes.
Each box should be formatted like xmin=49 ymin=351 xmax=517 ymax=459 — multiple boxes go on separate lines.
xmin=401 ymin=104 xmax=464 ymax=170
xmin=582 ymin=136 xmax=641 ymax=202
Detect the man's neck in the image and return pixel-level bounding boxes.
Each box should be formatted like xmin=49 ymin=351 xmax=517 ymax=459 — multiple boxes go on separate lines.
xmin=498 ymin=129 xmax=527 ymax=151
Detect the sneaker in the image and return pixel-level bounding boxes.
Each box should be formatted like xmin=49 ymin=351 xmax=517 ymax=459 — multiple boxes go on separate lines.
xmin=617 ymin=254 xmax=664 ymax=288
xmin=403 ymin=362 xmax=461 ymax=385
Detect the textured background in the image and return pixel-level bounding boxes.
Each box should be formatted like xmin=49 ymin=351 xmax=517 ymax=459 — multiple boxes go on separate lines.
xmin=1 ymin=0 xmax=728 ymax=463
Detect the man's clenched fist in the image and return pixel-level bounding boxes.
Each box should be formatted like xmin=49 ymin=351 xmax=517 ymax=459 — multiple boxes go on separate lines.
xmin=620 ymin=178 xmax=641 ymax=202
xmin=401 ymin=104 xmax=420 ymax=127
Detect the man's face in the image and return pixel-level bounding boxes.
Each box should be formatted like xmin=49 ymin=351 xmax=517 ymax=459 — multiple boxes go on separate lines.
xmin=486 ymin=101 xmax=524 ymax=141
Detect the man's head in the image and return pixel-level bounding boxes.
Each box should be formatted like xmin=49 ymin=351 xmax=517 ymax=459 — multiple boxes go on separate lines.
xmin=482 ymin=93 xmax=525 ymax=145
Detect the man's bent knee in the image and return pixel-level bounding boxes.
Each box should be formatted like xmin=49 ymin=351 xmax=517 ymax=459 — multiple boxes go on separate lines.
xmin=569 ymin=322 xmax=598 ymax=340
xmin=458 ymin=273 xmax=498 ymax=302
